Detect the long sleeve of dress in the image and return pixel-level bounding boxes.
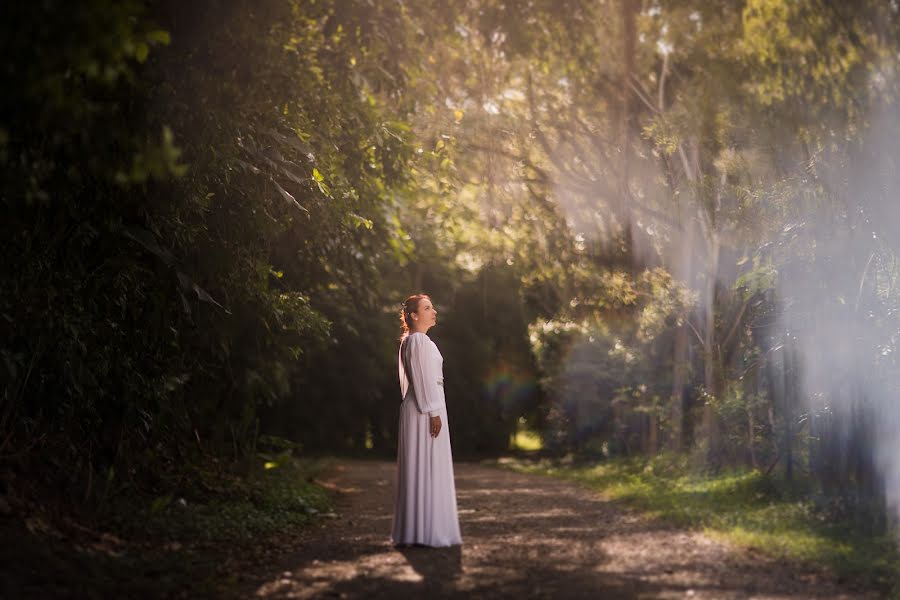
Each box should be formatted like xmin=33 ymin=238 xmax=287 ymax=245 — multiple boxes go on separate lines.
xmin=399 ymin=333 xmax=446 ymax=417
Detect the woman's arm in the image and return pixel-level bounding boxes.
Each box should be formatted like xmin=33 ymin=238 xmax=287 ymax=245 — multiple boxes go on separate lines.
xmin=405 ymin=335 xmax=446 ymax=417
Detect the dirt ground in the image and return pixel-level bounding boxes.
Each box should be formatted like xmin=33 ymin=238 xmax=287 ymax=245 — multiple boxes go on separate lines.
xmin=245 ymin=459 xmax=881 ymax=599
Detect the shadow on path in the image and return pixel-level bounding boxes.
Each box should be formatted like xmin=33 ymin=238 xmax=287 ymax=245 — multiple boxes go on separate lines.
xmin=246 ymin=459 xmax=876 ymax=599
xmin=397 ymin=544 xmax=463 ymax=581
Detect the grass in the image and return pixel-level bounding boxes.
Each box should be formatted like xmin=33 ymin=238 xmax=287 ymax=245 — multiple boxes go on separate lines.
xmin=501 ymin=453 xmax=900 ymax=595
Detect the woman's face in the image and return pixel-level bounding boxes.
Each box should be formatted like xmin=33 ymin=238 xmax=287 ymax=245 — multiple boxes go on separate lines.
xmin=414 ymin=298 xmax=438 ymax=330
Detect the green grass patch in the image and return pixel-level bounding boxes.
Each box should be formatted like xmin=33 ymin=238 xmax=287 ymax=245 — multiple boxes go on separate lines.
xmin=500 ymin=453 xmax=900 ymax=595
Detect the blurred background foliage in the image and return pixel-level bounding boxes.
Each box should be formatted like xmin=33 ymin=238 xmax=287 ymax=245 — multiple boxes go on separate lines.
xmin=3 ymin=0 xmax=900 ymax=534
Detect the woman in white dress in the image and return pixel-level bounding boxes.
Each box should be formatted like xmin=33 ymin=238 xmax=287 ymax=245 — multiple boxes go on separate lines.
xmin=391 ymin=294 xmax=462 ymax=547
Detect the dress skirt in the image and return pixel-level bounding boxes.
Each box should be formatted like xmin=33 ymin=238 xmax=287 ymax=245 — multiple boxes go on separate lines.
xmin=391 ymin=396 xmax=462 ymax=547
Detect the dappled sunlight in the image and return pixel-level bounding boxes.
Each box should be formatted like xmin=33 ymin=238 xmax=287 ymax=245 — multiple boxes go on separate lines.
xmin=255 ymin=552 xmax=425 ymax=599
xmin=247 ymin=460 xmax=874 ymax=599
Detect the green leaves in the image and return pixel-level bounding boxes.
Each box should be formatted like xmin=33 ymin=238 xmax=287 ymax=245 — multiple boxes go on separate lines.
xmin=146 ymin=29 xmax=171 ymax=45
xmin=311 ymin=167 xmax=331 ymax=196
xmin=135 ymin=42 xmax=150 ymax=63
xmin=349 ymin=212 xmax=373 ymax=229
xmin=115 ymin=126 xmax=187 ymax=185
xmin=134 ymin=28 xmax=171 ymax=63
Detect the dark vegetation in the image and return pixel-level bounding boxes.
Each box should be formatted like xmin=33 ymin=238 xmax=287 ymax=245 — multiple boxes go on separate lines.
xmin=2 ymin=0 xmax=900 ymax=595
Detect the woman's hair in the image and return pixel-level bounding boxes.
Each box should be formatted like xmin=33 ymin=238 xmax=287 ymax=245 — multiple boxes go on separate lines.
xmin=399 ymin=294 xmax=430 ymax=339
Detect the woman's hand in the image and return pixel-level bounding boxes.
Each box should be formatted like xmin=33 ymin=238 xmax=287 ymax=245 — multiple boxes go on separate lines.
xmin=430 ymin=415 xmax=442 ymax=438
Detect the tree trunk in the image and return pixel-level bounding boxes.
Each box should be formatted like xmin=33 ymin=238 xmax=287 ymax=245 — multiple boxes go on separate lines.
xmin=747 ymin=365 xmax=758 ymax=469
xmin=701 ymin=234 xmax=721 ymax=466
xmin=668 ymin=201 xmax=698 ymax=453
xmin=669 ymin=325 xmax=688 ymax=451
xmin=618 ymin=0 xmax=638 ymax=219
xmin=781 ymin=342 xmax=793 ymax=482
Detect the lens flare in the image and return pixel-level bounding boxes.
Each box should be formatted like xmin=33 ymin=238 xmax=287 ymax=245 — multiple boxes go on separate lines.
xmin=482 ymin=361 xmax=538 ymax=414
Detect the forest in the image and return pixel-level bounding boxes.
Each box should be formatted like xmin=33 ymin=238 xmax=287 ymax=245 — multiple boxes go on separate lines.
xmin=3 ymin=0 xmax=900 ymax=596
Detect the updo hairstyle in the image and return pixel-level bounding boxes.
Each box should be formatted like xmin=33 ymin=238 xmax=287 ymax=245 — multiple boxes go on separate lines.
xmin=399 ymin=294 xmax=430 ymax=339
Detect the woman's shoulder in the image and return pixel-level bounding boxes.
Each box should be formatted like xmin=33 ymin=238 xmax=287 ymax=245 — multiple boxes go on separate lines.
xmin=406 ymin=332 xmax=435 ymax=348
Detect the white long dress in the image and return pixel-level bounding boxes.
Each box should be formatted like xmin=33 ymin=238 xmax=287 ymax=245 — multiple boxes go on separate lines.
xmin=391 ymin=332 xmax=462 ymax=547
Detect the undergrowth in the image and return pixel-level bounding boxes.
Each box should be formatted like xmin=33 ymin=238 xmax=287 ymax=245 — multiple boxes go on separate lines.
xmin=1 ymin=454 xmax=333 ymax=599
xmin=109 ymin=455 xmax=333 ymax=543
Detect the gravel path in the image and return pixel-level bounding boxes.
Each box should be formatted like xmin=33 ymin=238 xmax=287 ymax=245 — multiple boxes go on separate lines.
xmin=248 ymin=459 xmax=879 ymax=599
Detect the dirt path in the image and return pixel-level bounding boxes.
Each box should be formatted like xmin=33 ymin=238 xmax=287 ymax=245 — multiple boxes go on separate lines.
xmin=247 ymin=459 xmax=878 ymax=599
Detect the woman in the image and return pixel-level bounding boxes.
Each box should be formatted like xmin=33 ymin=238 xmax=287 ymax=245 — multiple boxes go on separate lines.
xmin=391 ymin=294 xmax=462 ymax=547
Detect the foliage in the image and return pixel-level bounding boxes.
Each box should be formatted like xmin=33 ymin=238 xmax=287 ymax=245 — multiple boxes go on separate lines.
xmin=0 ymin=0 xmax=418 ymax=503
xmin=117 ymin=457 xmax=332 ymax=543
xmin=528 ymin=268 xmax=694 ymax=453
